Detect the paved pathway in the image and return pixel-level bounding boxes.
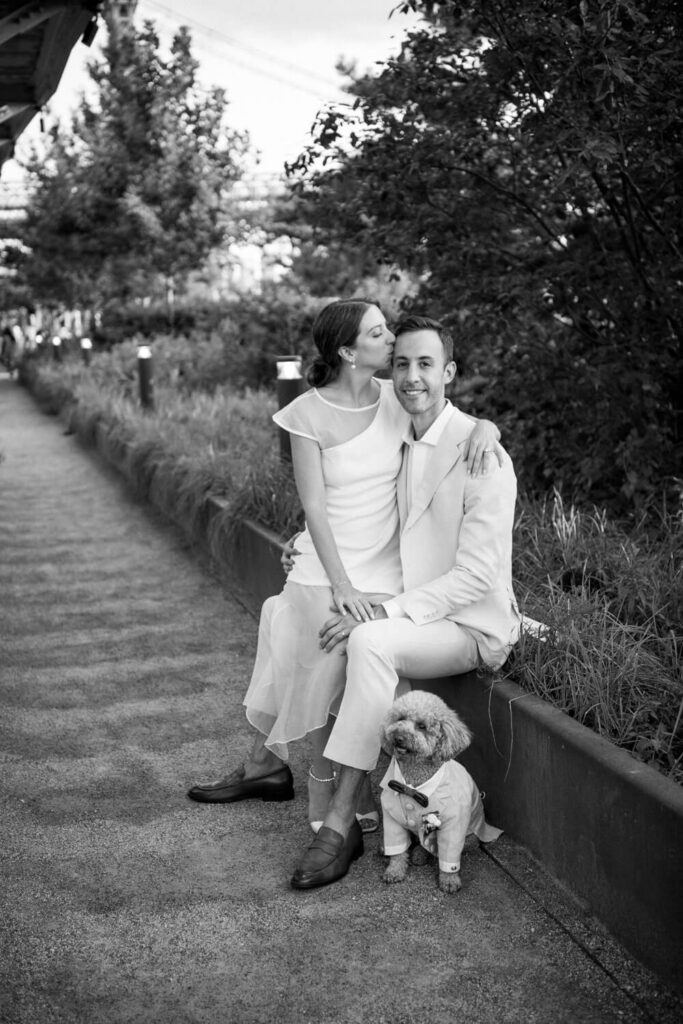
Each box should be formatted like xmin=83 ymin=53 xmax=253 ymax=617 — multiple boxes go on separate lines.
xmin=1 ymin=376 xmax=680 ymax=1024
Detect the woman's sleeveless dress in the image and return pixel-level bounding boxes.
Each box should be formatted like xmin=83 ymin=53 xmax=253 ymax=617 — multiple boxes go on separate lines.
xmin=243 ymin=378 xmax=408 ymax=760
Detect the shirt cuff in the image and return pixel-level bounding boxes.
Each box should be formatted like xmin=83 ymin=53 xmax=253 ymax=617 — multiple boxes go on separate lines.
xmin=382 ymin=599 xmax=407 ymax=619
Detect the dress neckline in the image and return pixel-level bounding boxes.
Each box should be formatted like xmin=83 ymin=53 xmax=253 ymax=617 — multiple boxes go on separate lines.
xmin=313 ymin=378 xmax=381 ymax=411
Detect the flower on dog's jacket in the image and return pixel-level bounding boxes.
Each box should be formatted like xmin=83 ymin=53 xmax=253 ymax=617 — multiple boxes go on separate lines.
xmin=380 ymin=759 xmax=502 ymax=873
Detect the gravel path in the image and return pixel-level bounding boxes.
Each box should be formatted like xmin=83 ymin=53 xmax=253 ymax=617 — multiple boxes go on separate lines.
xmin=1 ymin=376 xmax=678 ymax=1024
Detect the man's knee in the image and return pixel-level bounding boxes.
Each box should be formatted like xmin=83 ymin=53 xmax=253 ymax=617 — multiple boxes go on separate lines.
xmin=347 ymin=619 xmax=391 ymax=660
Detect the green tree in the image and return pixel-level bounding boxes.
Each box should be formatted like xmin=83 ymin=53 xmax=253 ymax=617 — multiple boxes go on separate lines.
xmin=22 ymin=21 xmax=251 ymax=307
xmin=288 ymin=0 xmax=683 ymax=513
xmin=265 ymin=185 xmax=409 ymax=307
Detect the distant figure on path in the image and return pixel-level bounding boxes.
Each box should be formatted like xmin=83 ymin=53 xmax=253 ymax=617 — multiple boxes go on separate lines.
xmin=0 ymin=324 xmax=21 ymax=375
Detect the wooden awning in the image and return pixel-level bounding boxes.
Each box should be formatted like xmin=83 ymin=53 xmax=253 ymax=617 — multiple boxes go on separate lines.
xmin=0 ymin=1 xmax=99 ymax=172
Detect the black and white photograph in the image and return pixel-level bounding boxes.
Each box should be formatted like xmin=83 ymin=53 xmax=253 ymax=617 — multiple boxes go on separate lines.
xmin=1 ymin=2 xmax=681 ymax=1021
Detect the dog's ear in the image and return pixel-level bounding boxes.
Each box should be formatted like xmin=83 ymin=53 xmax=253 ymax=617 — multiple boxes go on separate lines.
xmin=438 ymin=710 xmax=472 ymax=759
xmin=379 ymin=706 xmax=396 ymax=756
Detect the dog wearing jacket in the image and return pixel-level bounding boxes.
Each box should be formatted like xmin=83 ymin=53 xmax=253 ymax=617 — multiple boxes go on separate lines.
xmin=380 ymin=690 xmax=502 ymax=894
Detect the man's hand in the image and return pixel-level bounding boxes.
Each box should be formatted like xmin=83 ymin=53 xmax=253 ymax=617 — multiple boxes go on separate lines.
xmin=280 ymin=533 xmax=301 ymax=574
xmin=319 ymin=601 xmax=389 ymax=654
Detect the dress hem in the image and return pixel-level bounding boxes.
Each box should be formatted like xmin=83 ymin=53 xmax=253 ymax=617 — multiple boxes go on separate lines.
xmin=244 ymin=703 xmax=338 ymax=763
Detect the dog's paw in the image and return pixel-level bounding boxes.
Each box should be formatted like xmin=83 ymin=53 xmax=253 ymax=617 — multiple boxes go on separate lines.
xmin=383 ymin=852 xmax=409 ymax=884
xmin=438 ymin=870 xmax=462 ymax=894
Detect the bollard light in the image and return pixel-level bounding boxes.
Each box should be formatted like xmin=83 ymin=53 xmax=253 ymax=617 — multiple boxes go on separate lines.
xmin=137 ymin=344 xmax=154 ymax=410
xmin=276 ymin=358 xmax=303 ymax=380
xmin=80 ymin=337 xmax=92 ymax=366
xmin=276 ymin=356 xmax=304 ymax=461
xmin=52 ymin=336 xmax=62 ymax=362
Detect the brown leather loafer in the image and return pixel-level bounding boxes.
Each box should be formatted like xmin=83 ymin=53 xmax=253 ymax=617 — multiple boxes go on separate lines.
xmin=291 ymin=821 xmax=364 ymax=889
xmin=187 ymin=764 xmax=294 ymax=803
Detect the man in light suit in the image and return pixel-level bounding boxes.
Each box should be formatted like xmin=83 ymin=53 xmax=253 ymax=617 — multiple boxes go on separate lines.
xmin=291 ymin=314 xmax=521 ymax=889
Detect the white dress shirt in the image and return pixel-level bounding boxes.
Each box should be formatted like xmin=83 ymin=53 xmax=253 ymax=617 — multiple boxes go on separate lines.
xmin=383 ymin=402 xmax=454 ymax=619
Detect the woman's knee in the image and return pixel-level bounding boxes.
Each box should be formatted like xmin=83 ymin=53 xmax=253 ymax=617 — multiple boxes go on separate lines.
xmin=258 ymin=595 xmax=278 ymax=628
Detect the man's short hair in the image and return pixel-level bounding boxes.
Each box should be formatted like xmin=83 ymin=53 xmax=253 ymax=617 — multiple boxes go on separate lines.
xmin=393 ymin=314 xmax=454 ymax=363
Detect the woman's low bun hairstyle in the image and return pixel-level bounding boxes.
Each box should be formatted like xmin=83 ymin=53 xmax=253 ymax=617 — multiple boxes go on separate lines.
xmin=306 ymin=298 xmax=377 ymax=388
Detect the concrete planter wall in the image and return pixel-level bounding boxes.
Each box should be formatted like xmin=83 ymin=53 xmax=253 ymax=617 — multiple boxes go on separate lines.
xmin=446 ymin=673 xmax=683 ymax=994
xmin=29 ymin=393 xmax=683 ymax=993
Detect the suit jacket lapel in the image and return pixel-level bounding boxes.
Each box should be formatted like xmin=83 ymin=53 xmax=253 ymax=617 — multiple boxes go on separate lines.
xmin=402 ymin=411 xmax=471 ymax=532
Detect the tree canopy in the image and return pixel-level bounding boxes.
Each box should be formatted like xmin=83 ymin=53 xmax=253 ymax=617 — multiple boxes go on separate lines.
xmin=20 ymin=22 xmax=251 ymax=307
xmin=287 ymin=0 xmax=683 ymax=513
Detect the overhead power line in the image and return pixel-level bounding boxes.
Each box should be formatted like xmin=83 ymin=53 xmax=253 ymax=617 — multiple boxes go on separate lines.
xmin=143 ymin=0 xmax=347 ymax=100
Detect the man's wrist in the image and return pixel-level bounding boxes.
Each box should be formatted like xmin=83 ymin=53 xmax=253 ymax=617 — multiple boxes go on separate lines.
xmin=372 ymin=605 xmax=388 ymax=620
xmin=382 ymin=598 xmax=407 ymax=619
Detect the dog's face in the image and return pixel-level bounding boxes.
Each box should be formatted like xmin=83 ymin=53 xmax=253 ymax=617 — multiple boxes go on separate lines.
xmin=381 ymin=691 xmax=472 ymax=762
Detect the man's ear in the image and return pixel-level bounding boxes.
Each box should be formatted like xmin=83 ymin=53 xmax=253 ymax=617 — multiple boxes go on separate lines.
xmin=444 ymin=360 xmax=457 ymax=385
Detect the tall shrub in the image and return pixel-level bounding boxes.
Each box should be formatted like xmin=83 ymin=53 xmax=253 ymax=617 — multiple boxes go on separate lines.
xmin=287 ymin=0 xmax=683 ymax=514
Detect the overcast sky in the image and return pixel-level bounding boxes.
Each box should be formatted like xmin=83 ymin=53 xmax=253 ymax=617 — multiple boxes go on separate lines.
xmin=7 ymin=0 xmax=420 ymax=180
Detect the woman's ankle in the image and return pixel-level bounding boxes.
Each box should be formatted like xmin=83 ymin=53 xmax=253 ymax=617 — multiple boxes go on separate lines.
xmin=309 ymin=762 xmax=336 ymax=784
xmin=307 ymin=766 xmax=336 ymax=826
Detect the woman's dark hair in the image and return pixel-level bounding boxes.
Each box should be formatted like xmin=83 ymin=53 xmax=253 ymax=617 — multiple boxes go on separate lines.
xmin=306 ymin=298 xmax=378 ymax=388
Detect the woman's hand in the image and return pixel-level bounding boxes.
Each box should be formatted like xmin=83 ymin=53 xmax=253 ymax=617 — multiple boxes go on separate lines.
xmin=280 ymin=533 xmax=301 ymax=574
xmin=365 ymin=592 xmax=394 ymax=607
xmin=464 ymin=419 xmax=504 ymax=477
xmin=332 ymin=581 xmax=375 ymax=622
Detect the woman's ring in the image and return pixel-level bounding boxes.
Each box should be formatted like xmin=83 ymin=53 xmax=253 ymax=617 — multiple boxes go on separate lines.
xmin=483 ymin=448 xmax=494 ymax=453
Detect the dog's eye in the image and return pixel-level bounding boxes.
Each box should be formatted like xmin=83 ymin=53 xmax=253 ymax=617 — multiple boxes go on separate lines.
xmin=416 ymin=722 xmax=426 ymax=730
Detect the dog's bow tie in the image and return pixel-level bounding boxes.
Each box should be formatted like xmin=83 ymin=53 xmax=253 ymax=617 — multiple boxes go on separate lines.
xmin=387 ymin=780 xmax=429 ymax=807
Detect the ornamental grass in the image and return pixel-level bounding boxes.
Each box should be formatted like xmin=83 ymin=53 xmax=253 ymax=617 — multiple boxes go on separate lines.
xmin=510 ymin=491 xmax=682 ymax=782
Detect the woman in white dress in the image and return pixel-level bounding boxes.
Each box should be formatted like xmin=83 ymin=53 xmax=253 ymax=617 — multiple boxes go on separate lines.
xmin=188 ymin=299 xmax=500 ymax=831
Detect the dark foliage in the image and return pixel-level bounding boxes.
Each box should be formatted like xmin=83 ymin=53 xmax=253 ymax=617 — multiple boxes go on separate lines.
xmin=286 ymin=0 xmax=683 ymax=516
xmin=92 ymin=292 xmax=320 ymax=391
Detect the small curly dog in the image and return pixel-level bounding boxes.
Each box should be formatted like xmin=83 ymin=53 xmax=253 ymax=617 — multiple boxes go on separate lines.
xmin=379 ymin=690 xmax=502 ymax=894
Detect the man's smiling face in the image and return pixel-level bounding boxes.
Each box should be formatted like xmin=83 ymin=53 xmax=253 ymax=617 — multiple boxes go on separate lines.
xmin=392 ymin=329 xmax=456 ymax=435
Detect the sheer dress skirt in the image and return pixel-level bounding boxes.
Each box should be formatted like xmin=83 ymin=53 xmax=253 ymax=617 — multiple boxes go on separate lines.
xmin=243 ymin=581 xmax=349 ymax=762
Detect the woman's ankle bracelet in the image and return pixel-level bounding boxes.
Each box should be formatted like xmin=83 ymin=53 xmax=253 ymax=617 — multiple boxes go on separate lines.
xmin=308 ymin=766 xmax=336 ymax=784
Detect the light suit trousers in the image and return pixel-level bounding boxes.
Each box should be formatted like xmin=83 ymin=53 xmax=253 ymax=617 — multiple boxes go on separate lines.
xmin=323 ymin=617 xmax=479 ymax=771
